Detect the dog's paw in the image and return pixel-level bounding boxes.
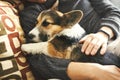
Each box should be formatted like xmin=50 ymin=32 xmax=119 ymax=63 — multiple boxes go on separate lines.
xmin=21 ymin=44 xmax=39 ymax=55
xmin=21 ymin=42 xmax=48 ymax=55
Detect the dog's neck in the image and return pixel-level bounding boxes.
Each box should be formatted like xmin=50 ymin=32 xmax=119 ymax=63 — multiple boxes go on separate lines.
xmin=49 ymin=23 xmax=86 ymax=52
xmin=57 ymin=23 xmax=86 ymax=40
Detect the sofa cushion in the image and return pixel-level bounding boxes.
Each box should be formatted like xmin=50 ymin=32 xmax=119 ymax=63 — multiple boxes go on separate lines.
xmin=0 ymin=1 xmax=35 ymax=80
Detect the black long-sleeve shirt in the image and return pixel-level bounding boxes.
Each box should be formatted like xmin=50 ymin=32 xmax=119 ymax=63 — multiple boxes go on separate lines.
xmin=58 ymin=0 xmax=120 ymax=38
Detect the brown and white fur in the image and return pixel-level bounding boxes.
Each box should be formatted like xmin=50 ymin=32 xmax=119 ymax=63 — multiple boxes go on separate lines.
xmin=21 ymin=0 xmax=120 ymax=66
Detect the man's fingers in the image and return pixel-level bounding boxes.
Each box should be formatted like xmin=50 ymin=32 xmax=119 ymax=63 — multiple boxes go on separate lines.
xmin=81 ymin=37 xmax=92 ymax=54
xmin=85 ymin=38 xmax=98 ymax=55
xmin=100 ymin=43 xmax=107 ymax=55
xmin=91 ymin=41 xmax=102 ymax=55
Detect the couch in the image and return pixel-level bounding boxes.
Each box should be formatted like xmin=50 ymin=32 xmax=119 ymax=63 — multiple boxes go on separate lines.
xmin=0 ymin=1 xmax=35 ymax=80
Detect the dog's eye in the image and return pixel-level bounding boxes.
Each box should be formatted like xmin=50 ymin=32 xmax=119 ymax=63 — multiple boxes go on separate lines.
xmin=42 ymin=20 xmax=50 ymax=27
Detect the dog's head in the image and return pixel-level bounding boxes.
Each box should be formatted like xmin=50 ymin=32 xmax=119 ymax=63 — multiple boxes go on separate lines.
xmin=28 ymin=0 xmax=83 ymax=42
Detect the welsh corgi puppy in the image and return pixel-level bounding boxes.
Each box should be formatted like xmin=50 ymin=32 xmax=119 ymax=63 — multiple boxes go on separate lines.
xmin=21 ymin=0 xmax=120 ymax=67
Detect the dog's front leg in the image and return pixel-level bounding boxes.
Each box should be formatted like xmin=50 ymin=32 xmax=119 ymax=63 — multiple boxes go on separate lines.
xmin=21 ymin=42 xmax=49 ymax=55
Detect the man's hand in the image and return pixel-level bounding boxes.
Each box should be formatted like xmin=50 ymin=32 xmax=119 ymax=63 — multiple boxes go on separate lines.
xmin=79 ymin=32 xmax=108 ymax=55
xmin=79 ymin=26 xmax=114 ymax=55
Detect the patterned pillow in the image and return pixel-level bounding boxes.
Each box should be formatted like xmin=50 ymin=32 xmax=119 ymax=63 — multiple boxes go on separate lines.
xmin=0 ymin=1 xmax=35 ymax=80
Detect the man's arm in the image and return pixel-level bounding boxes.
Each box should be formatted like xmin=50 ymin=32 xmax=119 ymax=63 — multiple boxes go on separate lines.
xmin=90 ymin=0 xmax=120 ymax=39
xmin=67 ymin=62 xmax=120 ymax=80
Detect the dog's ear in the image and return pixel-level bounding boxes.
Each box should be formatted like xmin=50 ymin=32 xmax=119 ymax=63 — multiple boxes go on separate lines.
xmin=37 ymin=0 xmax=59 ymax=23
xmin=63 ymin=10 xmax=83 ymax=27
xmin=51 ymin=0 xmax=59 ymax=10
